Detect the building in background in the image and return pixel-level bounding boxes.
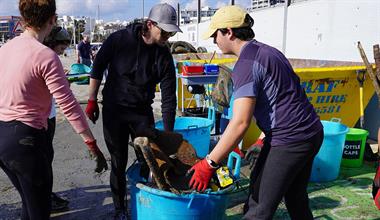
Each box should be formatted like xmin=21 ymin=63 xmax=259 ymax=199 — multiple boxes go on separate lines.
xmin=250 ymin=0 xmax=310 ymax=10
xmin=251 ymin=0 xmax=286 ymax=9
xmin=0 ymin=16 xmax=22 ymax=41
xmin=180 ymin=6 xmax=217 ymax=24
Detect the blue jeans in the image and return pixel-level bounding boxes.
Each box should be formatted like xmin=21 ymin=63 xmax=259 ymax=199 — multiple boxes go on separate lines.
xmin=80 ymin=57 xmax=92 ymax=67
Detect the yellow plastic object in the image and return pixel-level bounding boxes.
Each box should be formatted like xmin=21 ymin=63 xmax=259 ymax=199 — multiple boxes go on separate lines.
xmin=216 ymin=166 xmax=234 ymax=188
xmin=156 ymin=84 xmax=160 ymax=93
xmin=182 ymin=58 xmax=237 ymax=65
xmin=242 ymin=120 xmax=262 ymax=150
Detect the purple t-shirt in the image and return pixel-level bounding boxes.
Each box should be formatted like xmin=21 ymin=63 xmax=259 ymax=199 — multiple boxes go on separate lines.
xmin=232 ymin=40 xmax=322 ymax=146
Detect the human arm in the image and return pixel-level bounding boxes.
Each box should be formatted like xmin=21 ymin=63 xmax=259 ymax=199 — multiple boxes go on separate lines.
xmin=79 ymin=129 xmax=108 ymax=173
xmin=85 ymin=35 xmax=114 ymax=123
xmin=76 ymin=42 xmax=81 ymax=63
xmin=189 ymin=97 xmax=256 ymax=191
xmin=209 ymin=97 xmax=256 ymax=163
xmin=42 ymin=52 xmax=107 ymax=172
xmin=85 ymin=78 xmax=101 ymax=124
xmin=160 ymin=53 xmax=177 ymax=131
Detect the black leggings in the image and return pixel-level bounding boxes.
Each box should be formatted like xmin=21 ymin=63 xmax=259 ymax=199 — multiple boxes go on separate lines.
xmin=243 ymin=130 xmax=323 ymax=220
xmin=0 ymin=121 xmax=53 ymax=220
xmin=47 ymin=117 xmax=56 ymax=164
xmin=102 ymin=103 xmax=154 ymax=211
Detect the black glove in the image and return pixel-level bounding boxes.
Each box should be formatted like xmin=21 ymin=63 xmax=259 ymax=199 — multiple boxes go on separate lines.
xmin=245 ymin=139 xmax=264 ymax=170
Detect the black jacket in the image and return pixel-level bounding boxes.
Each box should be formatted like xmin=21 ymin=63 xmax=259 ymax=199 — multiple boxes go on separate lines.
xmin=91 ymin=23 xmax=176 ymax=130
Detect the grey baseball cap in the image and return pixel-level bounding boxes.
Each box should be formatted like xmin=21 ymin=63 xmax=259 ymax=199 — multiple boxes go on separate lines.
xmin=148 ymin=3 xmax=182 ymax=33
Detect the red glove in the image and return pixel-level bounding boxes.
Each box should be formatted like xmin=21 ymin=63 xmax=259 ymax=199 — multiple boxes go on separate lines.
xmin=188 ymin=159 xmax=217 ymax=192
xmin=373 ymin=165 xmax=380 ymax=209
xmin=375 ymin=190 xmax=380 ymax=210
xmin=85 ymin=99 xmax=99 ymax=124
xmin=245 ymin=138 xmax=264 ymax=170
xmin=85 ymin=139 xmax=108 ymax=173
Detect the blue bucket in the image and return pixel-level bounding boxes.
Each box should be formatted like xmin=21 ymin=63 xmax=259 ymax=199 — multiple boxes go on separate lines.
xmin=156 ymin=117 xmax=213 ymax=158
xmin=127 ymin=163 xmax=228 ymax=220
xmin=310 ymin=120 xmax=349 ymax=182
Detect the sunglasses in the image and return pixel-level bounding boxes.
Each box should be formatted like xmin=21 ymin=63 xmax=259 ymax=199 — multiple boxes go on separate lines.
xmin=154 ymin=23 xmax=176 ymax=37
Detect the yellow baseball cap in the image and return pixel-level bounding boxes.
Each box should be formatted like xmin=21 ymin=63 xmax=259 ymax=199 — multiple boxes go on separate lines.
xmin=202 ymin=5 xmax=250 ymax=40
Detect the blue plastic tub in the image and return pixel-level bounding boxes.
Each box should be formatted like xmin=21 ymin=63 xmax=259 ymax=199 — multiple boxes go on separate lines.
xmin=156 ymin=117 xmax=213 ymax=158
xmin=127 ymin=163 xmax=228 ymax=220
xmin=204 ymin=64 xmax=219 ymax=75
xmin=310 ymin=120 xmax=349 ymax=182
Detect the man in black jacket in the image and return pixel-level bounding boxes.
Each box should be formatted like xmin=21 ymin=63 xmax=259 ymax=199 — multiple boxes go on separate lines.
xmin=85 ymin=3 xmax=181 ymax=219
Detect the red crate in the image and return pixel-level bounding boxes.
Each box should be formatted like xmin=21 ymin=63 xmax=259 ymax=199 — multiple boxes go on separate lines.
xmin=182 ymin=65 xmax=204 ymax=76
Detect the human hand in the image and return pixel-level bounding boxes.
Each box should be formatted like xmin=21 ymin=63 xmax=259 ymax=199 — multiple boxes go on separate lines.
xmin=85 ymin=139 xmax=108 ymax=173
xmin=188 ymin=159 xmax=216 ymax=192
xmin=85 ymin=99 xmax=99 ymax=124
xmin=245 ymin=139 xmax=263 ymax=170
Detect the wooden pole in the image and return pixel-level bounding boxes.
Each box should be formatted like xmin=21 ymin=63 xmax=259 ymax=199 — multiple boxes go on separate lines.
xmin=374 ymin=44 xmax=380 ymax=82
xmin=357 ymin=41 xmax=380 ymax=108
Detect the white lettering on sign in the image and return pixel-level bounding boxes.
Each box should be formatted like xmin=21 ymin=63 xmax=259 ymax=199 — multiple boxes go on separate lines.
xmin=344 ymin=150 xmax=359 ymax=156
xmin=343 ymin=140 xmax=361 ymax=159
xmin=344 ymin=144 xmax=360 ymax=150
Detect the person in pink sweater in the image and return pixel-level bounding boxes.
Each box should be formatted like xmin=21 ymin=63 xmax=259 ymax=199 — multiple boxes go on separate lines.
xmin=0 ymin=1 xmax=107 ymax=219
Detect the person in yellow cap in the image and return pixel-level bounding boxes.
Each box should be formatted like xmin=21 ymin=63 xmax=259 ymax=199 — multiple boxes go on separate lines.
xmin=188 ymin=5 xmax=323 ymax=219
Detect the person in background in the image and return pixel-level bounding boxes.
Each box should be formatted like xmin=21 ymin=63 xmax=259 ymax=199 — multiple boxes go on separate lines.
xmin=189 ymin=5 xmax=323 ymax=220
xmin=77 ymin=34 xmax=92 ymax=67
xmin=85 ymin=3 xmax=181 ymax=219
xmin=0 ymin=1 xmax=107 ymax=219
xmin=43 ymin=26 xmax=71 ymax=212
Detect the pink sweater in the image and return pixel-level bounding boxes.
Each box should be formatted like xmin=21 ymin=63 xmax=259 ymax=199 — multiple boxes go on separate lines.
xmin=0 ymin=34 xmax=89 ymax=133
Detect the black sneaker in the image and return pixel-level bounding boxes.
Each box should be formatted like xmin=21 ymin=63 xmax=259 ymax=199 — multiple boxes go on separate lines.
xmin=51 ymin=192 xmax=69 ymax=212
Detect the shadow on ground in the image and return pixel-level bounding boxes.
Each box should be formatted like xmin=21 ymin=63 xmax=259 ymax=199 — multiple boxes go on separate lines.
xmin=0 ymin=185 xmax=115 ymax=220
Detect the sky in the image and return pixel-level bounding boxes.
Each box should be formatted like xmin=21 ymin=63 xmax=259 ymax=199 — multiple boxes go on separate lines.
xmin=0 ymin=0 xmax=251 ymax=22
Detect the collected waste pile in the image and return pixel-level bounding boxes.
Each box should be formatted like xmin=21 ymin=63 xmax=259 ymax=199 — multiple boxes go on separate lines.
xmin=131 ymin=130 xmax=237 ymax=194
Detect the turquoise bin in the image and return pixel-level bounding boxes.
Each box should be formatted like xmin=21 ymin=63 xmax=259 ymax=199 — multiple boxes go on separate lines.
xmin=310 ymin=120 xmax=349 ymax=182
xmin=70 ymin=63 xmax=91 ymax=74
xmin=156 ymin=117 xmax=213 ymax=158
xmin=127 ymin=163 xmax=229 ymax=220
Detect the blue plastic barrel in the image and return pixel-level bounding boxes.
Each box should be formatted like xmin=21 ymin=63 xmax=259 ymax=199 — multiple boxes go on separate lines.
xmin=310 ymin=120 xmax=349 ymax=182
xmin=127 ymin=163 xmax=228 ymax=220
xmin=156 ymin=117 xmax=213 ymax=158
